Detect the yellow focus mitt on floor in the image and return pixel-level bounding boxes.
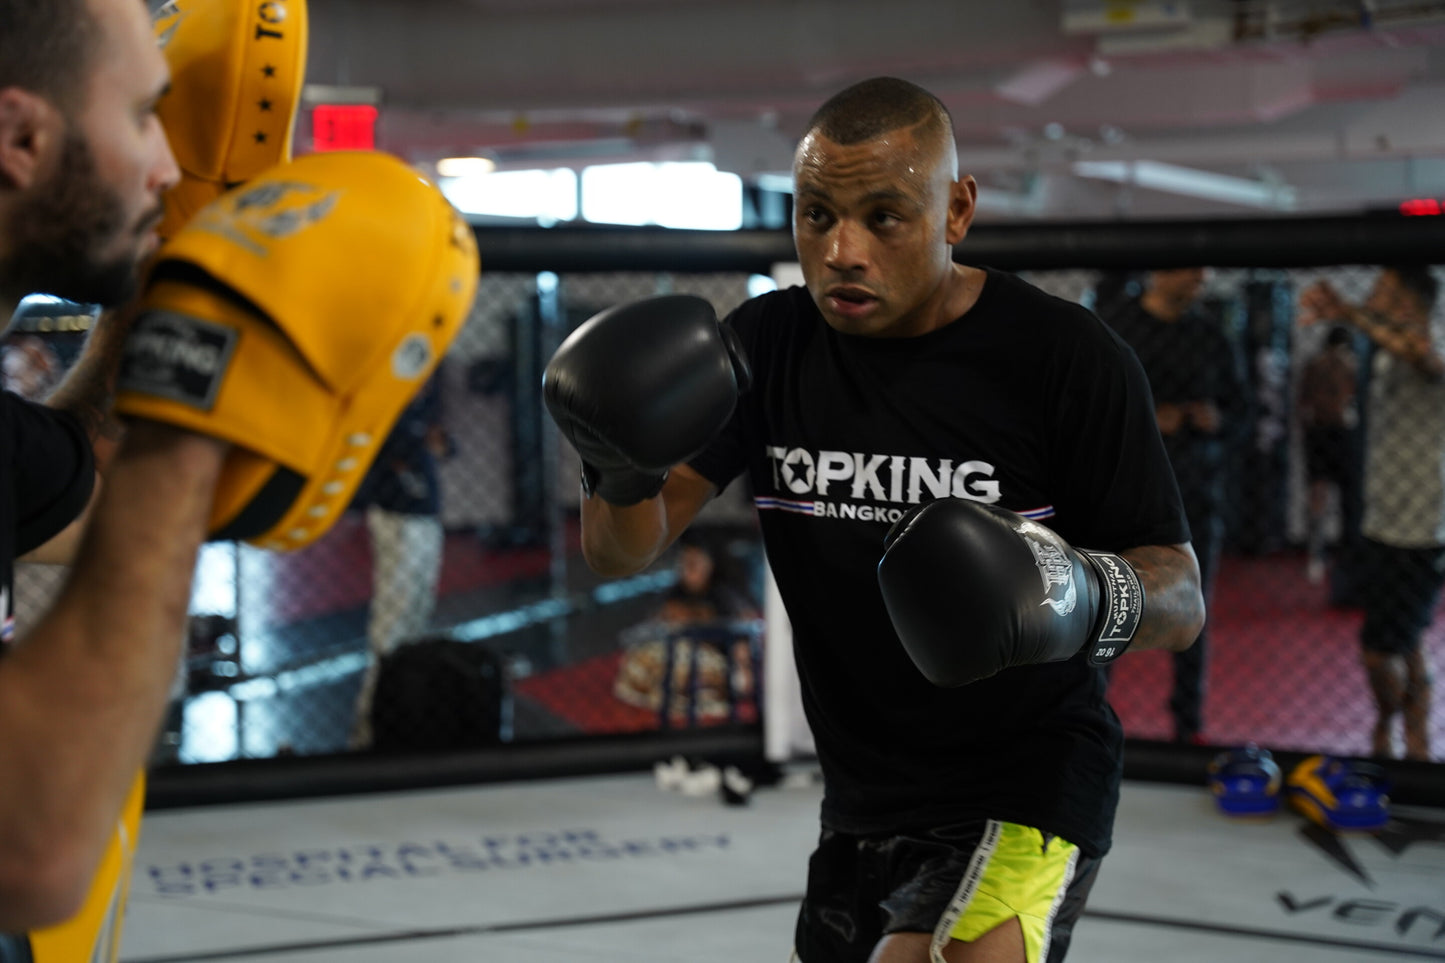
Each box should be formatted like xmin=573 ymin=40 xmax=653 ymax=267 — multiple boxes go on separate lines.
xmin=114 ymin=150 xmax=480 ymax=551
xmin=153 ymin=0 xmax=308 ymax=240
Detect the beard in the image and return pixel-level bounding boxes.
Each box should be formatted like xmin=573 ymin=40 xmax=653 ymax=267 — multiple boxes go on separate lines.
xmin=1 ymin=130 xmax=150 ymax=309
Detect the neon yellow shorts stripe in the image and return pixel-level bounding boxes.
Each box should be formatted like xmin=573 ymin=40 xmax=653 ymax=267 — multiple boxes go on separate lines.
xmin=939 ymin=820 xmax=1079 ymax=963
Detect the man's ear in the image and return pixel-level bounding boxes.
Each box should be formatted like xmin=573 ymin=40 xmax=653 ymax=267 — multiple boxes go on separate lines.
xmin=0 ymin=87 xmax=59 ymax=190
xmin=946 ymin=175 xmax=977 ymax=247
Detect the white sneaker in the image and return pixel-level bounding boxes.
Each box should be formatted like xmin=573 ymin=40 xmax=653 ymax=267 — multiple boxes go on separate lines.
xmin=679 ymin=763 xmax=722 ymax=796
xmin=654 ymin=755 xmax=690 ymax=792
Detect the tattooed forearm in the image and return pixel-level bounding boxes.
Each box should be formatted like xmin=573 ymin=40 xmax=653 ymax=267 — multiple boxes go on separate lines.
xmin=1343 ymin=307 xmax=1445 ymax=378
xmin=47 ymin=368 xmax=123 ymax=442
xmin=44 ymin=309 xmax=130 ymax=458
xmin=1120 ymin=543 xmax=1205 ymax=655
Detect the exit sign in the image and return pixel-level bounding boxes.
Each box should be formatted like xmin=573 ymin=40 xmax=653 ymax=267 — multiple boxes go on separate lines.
xmin=1400 ymin=198 xmax=1443 ymax=216
xmin=311 ymin=104 xmax=377 ymax=152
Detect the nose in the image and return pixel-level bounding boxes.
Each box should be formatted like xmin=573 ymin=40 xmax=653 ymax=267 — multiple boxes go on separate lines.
xmin=151 ymin=127 xmax=182 ymax=196
xmin=824 ymin=219 xmax=869 ymax=275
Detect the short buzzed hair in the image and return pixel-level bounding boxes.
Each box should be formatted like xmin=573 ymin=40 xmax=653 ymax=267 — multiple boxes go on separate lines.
xmin=806 ymin=76 xmax=954 ymax=148
xmin=0 ymin=0 xmax=102 ymax=110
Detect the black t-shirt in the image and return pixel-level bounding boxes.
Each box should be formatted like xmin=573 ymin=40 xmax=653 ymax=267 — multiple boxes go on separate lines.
xmin=350 ymin=374 xmax=444 ymax=516
xmin=1102 ymin=298 xmax=1247 ymax=509
xmin=0 ymin=391 xmax=95 ymax=648
xmin=689 ymin=270 xmax=1190 ymax=857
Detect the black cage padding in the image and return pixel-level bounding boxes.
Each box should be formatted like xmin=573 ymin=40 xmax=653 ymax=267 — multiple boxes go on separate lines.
xmin=471 ymin=214 xmax=1445 ymax=274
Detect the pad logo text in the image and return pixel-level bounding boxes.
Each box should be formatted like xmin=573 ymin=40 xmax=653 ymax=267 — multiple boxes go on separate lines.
xmin=197 ymin=181 xmax=341 ymax=255
xmin=118 ymin=312 xmax=238 ymax=411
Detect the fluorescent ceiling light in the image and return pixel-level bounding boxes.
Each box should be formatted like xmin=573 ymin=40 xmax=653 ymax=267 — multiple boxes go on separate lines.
xmin=436 ymin=156 xmax=497 ymax=178
xmin=582 ymin=162 xmax=743 ymax=230
xmin=440 ymin=167 xmax=578 ymax=222
xmin=1072 ymin=159 xmax=1296 ymax=210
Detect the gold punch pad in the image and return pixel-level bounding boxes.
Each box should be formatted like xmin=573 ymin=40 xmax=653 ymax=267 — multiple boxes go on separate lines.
xmin=116 ymin=151 xmax=479 ymax=551
xmin=153 ymin=0 xmax=309 ymax=240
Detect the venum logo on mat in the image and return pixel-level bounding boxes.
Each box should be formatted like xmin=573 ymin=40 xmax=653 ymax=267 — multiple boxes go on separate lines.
xmin=1276 ymin=812 xmax=1445 ymax=945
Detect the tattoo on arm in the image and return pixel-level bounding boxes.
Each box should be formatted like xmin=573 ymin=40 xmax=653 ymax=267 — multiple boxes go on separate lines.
xmin=1347 ymin=307 xmax=1445 ymax=378
xmin=1120 ymin=543 xmax=1205 ymax=654
xmin=45 ymin=312 xmax=128 ymax=448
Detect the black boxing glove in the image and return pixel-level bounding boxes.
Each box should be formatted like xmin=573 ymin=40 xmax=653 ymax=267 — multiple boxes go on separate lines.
xmin=543 ymin=294 xmax=751 ymax=506
xmin=877 ymin=498 xmax=1144 ymax=687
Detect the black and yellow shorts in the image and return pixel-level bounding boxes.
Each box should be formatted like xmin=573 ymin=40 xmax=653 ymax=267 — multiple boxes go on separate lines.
xmin=794 ymin=818 xmax=1100 ymax=963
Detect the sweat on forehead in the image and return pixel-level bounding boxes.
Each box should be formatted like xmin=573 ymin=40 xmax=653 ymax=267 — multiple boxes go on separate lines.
xmin=799 ymin=77 xmax=959 ymax=183
xmin=792 ymin=124 xmax=956 ymax=194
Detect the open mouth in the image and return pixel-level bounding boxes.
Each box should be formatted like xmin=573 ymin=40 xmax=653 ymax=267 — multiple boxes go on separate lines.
xmin=826 ymin=287 xmax=878 ymax=317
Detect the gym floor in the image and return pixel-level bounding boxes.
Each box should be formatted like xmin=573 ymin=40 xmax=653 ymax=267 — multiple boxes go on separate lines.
xmin=120 ymin=767 xmax=1445 ymax=962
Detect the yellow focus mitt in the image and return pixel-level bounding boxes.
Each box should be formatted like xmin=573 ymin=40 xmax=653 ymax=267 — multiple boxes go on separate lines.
xmin=152 ymin=0 xmax=308 ymax=240
xmin=114 ymin=151 xmax=480 ymax=551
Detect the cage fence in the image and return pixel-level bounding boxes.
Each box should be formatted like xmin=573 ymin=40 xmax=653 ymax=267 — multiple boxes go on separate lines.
xmin=6 ymin=216 xmax=1444 ymax=805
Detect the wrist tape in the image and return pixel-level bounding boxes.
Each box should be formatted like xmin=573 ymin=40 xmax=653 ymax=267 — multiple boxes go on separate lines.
xmin=1079 ymin=550 xmax=1145 ymax=665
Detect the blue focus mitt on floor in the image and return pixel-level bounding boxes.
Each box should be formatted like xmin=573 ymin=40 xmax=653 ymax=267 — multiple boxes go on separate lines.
xmin=1208 ymin=744 xmax=1283 ymax=817
xmin=1285 ymin=754 xmax=1391 ymax=832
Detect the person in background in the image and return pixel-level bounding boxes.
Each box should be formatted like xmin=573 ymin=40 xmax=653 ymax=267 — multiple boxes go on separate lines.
xmin=1300 ymin=266 xmax=1444 ymax=761
xmin=1295 ymin=325 xmax=1362 ymax=585
xmin=1 ymin=334 xmax=61 ymax=400
xmin=1101 ymin=268 xmax=1247 ymax=745
xmin=615 ymin=531 xmax=760 ymax=727
xmin=349 ymin=372 xmax=452 ymax=749
xmin=657 ymin=530 xmax=757 ymax=626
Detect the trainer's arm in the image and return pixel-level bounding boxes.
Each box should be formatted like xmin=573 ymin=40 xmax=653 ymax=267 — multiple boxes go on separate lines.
xmin=20 ymin=310 xmax=134 ymax=565
xmin=15 ymin=482 xmax=100 ymax=566
xmin=580 ymin=464 xmax=717 ymax=577
xmin=1120 ymin=541 xmax=1204 ymax=654
xmin=43 ymin=310 xmax=131 ymax=472
xmin=0 ymin=422 xmax=224 ymax=929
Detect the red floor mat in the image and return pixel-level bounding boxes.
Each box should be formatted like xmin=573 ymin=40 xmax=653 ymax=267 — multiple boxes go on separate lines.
xmin=1108 ymin=551 xmax=1443 ymax=757
xmin=258 ymin=519 xmax=556 ymax=624
xmin=517 ymin=552 xmax=1441 ymax=759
